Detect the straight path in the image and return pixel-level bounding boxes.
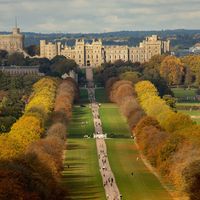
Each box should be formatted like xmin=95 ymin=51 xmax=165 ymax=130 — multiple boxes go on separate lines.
xmin=88 ymin=87 xmax=121 ymax=200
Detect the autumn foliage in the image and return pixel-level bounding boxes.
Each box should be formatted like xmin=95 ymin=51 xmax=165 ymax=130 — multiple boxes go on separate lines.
xmin=106 ymin=78 xmax=144 ymax=131
xmin=134 ymin=80 xmax=200 ymax=200
xmin=0 ymin=77 xmax=58 ymax=160
xmin=0 ymin=77 xmax=79 ymax=199
xmin=107 ymin=76 xmax=200 ymax=199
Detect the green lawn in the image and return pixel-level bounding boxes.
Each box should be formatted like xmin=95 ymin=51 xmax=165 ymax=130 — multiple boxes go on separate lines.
xmin=79 ymin=88 xmax=89 ymax=104
xmin=106 ymin=139 xmax=172 ymax=200
xmin=176 ymin=102 xmax=200 ymax=107
xmin=99 ymin=103 xmax=131 ymax=138
xmin=68 ymin=105 xmax=94 ymax=138
xmin=62 ymin=139 xmax=106 ymax=200
xmin=95 ymin=88 xmax=109 ymax=103
xmin=171 ymin=88 xmax=197 ymax=98
xmin=178 ymin=110 xmax=200 ymax=116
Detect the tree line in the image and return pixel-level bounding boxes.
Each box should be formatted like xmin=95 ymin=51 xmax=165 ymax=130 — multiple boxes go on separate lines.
xmin=96 ymin=54 xmax=200 ymax=94
xmin=106 ymin=78 xmax=200 ymax=200
xmin=0 ymin=50 xmax=78 ymax=77
xmin=0 ymin=77 xmax=79 ymax=199
xmin=0 ymin=72 xmax=39 ymax=133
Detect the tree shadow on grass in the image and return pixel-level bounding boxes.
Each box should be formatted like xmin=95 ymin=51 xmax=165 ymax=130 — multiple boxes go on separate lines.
xmin=62 ymin=142 xmax=104 ymax=200
xmin=62 ymin=173 xmax=101 ymax=200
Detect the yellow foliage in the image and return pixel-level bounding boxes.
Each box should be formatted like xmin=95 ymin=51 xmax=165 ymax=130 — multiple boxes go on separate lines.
xmin=0 ymin=77 xmax=58 ymax=160
xmin=135 ymin=80 xmax=193 ymax=132
xmin=26 ymin=77 xmax=58 ymax=114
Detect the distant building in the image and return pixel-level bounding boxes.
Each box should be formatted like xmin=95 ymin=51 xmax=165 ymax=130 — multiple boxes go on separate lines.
xmin=40 ymin=35 xmax=170 ymax=67
xmin=189 ymin=43 xmax=200 ymax=54
xmin=0 ymin=26 xmax=24 ymax=53
xmin=0 ymin=66 xmax=43 ymax=76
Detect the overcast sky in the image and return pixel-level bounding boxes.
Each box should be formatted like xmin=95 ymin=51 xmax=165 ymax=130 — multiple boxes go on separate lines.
xmin=0 ymin=0 xmax=200 ymax=33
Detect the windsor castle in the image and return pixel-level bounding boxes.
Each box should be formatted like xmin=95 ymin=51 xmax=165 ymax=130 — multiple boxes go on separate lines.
xmin=0 ymin=26 xmax=170 ymax=67
xmin=0 ymin=26 xmax=24 ymax=53
xmin=40 ymin=35 xmax=170 ymax=67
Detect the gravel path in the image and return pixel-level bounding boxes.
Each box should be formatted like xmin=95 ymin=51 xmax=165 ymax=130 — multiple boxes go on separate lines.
xmin=88 ymin=88 xmax=121 ymax=200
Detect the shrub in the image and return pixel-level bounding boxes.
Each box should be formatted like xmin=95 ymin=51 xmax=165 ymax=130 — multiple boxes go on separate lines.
xmin=182 ymin=160 xmax=200 ymax=200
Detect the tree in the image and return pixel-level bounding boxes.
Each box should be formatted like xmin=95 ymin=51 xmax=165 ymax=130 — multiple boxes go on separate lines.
xmin=7 ymin=53 xmax=25 ymax=66
xmin=181 ymin=55 xmax=200 ymax=86
xmin=143 ymin=55 xmax=166 ymax=80
xmin=160 ymin=56 xmax=184 ymax=85
xmin=25 ymin=45 xmax=40 ymax=56
xmin=50 ymin=57 xmax=77 ymax=76
xmin=183 ymin=160 xmax=200 ymax=200
xmin=119 ymin=71 xmax=140 ymax=84
xmin=163 ymin=95 xmax=176 ymax=109
xmin=0 ymin=50 xmax=8 ymax=65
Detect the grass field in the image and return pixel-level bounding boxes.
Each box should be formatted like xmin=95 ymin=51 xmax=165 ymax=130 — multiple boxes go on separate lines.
xmin=79 ymin=88 xmax=89 ymax=104
xmin=171 ymin=88 xmax=197 ymax=98
xmin=106 ymin=139 xmax=172 ymax=200
xmin=68 ymin=105 xmax=94 ymax=138
xmin=95 ymin=88 xmax=109 ymax=103
xmin=176 ymin=102 xmax=200 ymax=107
xmin=99 ymin=103 xmax=131 ymax=138
xmin=179 ymin=110 xmax=200 ymax=116
xmin=62 ymin=139 xmax=106 ymax=200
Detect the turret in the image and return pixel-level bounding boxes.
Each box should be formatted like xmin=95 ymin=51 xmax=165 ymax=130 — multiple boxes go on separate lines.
xmin=12 ymin=27 xmax=20 ymax=35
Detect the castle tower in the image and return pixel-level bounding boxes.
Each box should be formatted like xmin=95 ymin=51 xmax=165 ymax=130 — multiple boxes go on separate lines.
xmin=91 ymin=38 xmax=103 ymax=67
xmin=40 ymin=40 xmax=46 ymax=58
xmin=0 ymin=20 xmax=24 ymax=52
xmin=75 ymin=38 xmax=85 ymax=66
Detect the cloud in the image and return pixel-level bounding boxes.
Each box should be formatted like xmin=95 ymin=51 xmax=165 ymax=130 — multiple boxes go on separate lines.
xmin=0 ymin=0 xmax=199 ymax=32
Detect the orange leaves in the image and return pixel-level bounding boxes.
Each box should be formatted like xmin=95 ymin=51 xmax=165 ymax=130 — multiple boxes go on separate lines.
xmin=107 ymin=78 xmax=144 ymax=129
xmin=54 ymin=78 xmax=78 ymax=119
xmin=160 ymin=56 xmax=184 ymax=85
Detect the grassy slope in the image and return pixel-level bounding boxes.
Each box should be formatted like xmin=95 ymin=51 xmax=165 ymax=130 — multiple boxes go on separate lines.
xmin=172 ymin=87 xmax=200 ymax=124
xmin=99 ymin=103 xmax=131 ymax=138
xmin=62 ymin=88 xmax=105 ymax=199
xmin=106 ymin=139 xmax=172 ymax=200
xmin=62 ymin=139 xmax=106 ymax=200
xmin=96 ymin=89 xmax=172 ymax=199
xmin=172 ymin=88 xmax=197 ymax=98
xmin=67 ymin=105 xmax=94 ymax=138
xmin=68 ymin=88 xmax=94 ymax=138
xmin=95 ymin=88 xmax=109 ymax=103
xmin=95 ymin=88 xmax=131 ymax=138
xmin=79 ymin=88 xmax=89 ymax=104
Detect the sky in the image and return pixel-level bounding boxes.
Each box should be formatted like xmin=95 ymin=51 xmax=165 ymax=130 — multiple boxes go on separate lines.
xmin=0 ymin=0 xmax=200 ymax=33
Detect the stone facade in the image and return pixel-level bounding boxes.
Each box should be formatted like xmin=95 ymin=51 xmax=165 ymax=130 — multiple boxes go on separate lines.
xmin=40 ymin=35 xmax=170 ymax=67
xmin=0 ymin=27 xmax=24 ymax=53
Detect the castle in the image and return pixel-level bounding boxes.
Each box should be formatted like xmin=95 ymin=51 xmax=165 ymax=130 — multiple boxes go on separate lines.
xmin=40 ymin=35 xmax=170 ymax=67
xmin=0 ymin=26 xmax=24 ymax=53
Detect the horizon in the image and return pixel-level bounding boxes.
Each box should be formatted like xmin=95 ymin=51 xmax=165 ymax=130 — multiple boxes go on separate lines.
xmin=1 ymin=28 xmax=200 ymax=35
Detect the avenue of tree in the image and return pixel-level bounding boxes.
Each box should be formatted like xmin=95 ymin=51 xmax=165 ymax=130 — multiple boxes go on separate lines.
xmin=1 ymin=49 xmax=200 ymax=199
